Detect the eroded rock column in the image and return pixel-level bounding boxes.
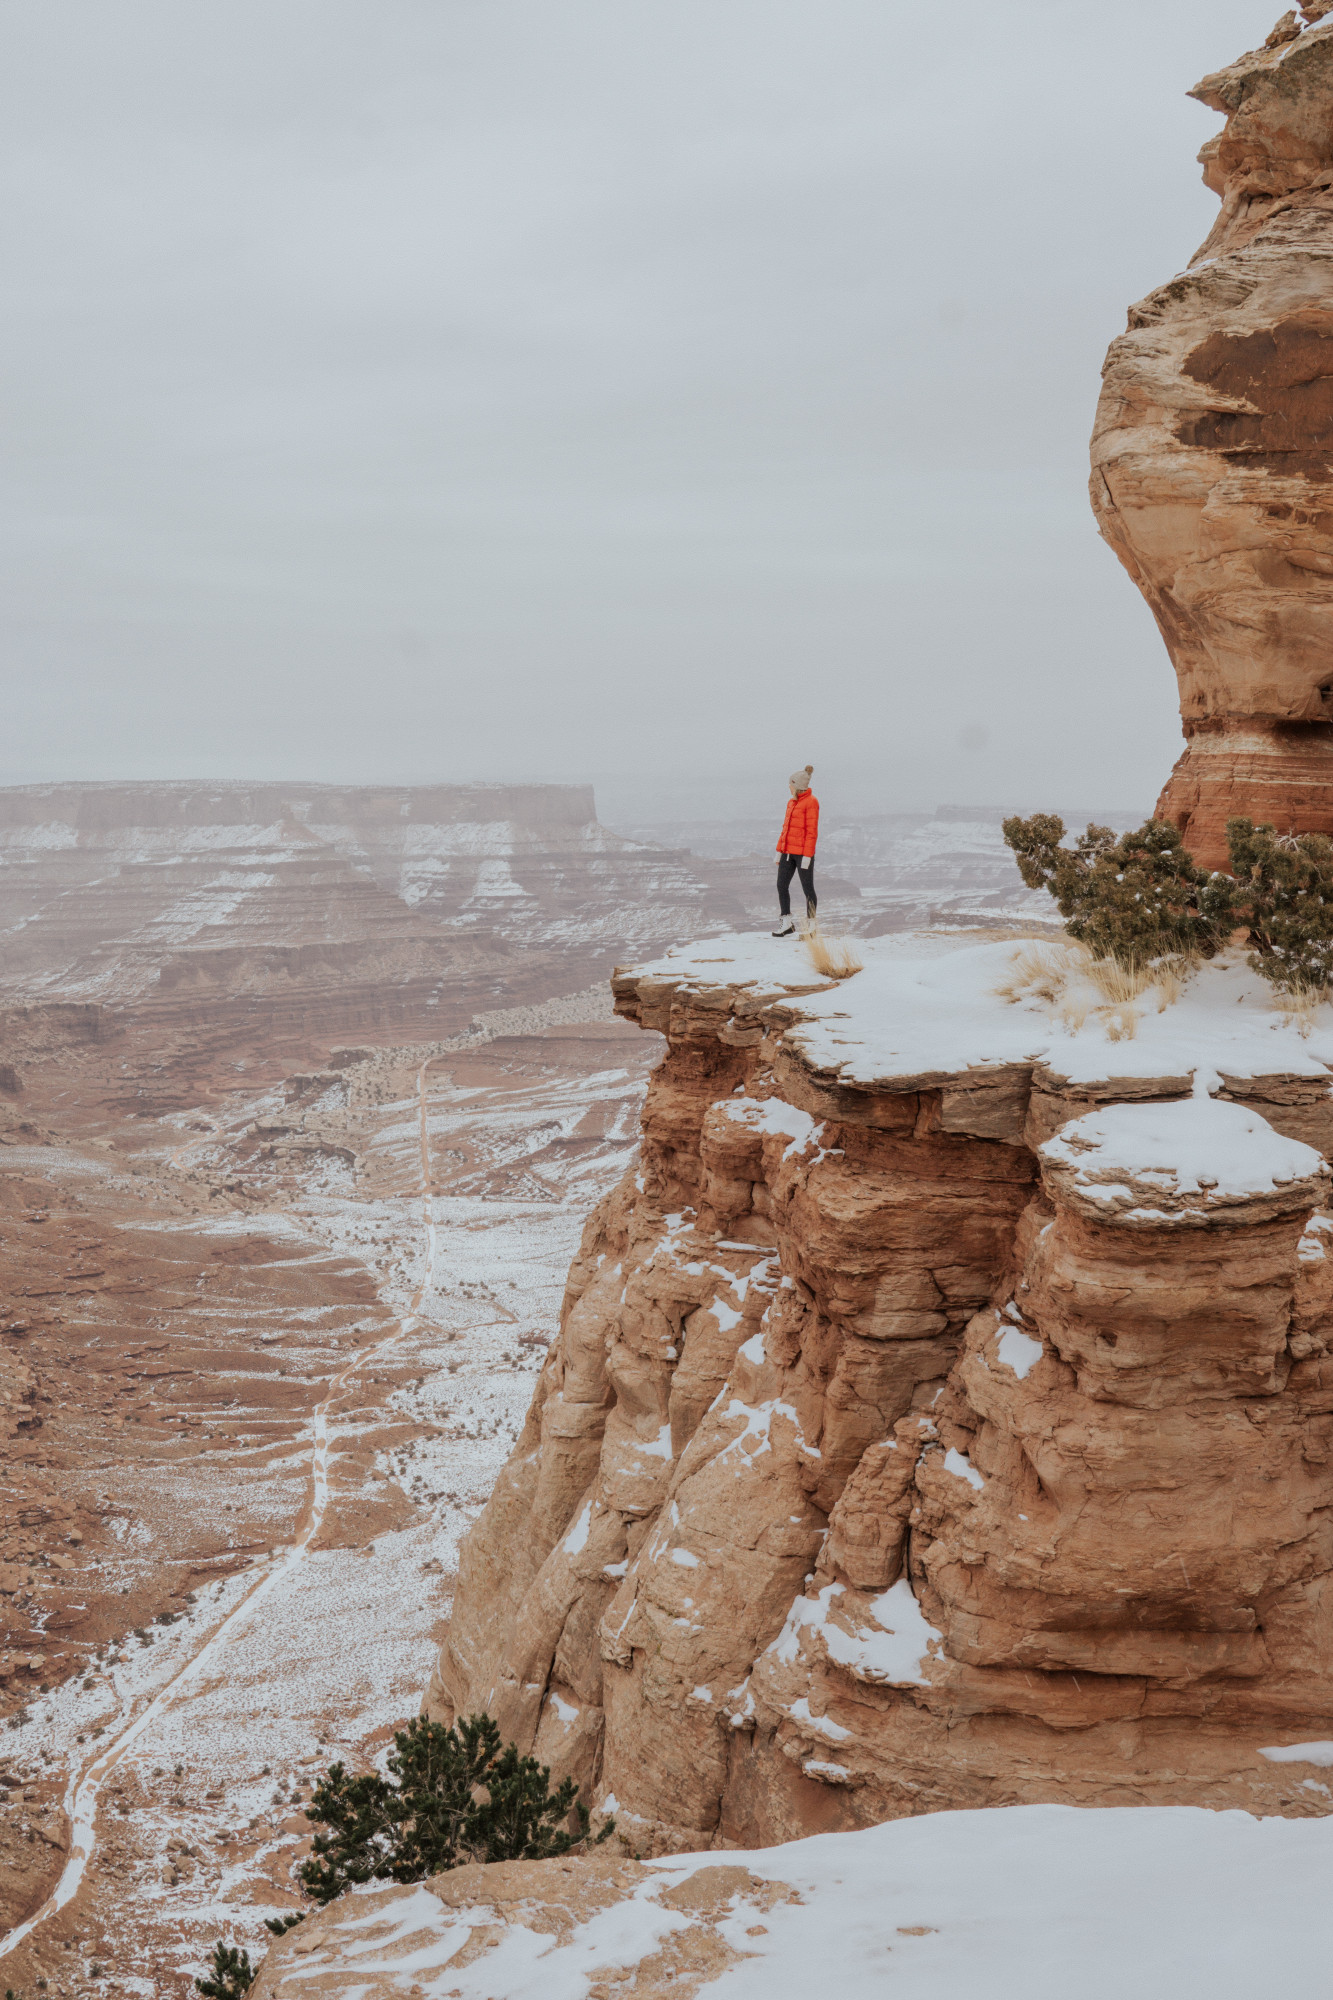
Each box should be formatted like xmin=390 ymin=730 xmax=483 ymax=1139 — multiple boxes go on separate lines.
xmin=1091 ymin=18 xmax=1333 ymax=867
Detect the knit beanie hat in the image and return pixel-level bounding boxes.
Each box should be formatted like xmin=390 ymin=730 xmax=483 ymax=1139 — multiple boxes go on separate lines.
xmin=789 ymin=763 xmax=813 ymax=791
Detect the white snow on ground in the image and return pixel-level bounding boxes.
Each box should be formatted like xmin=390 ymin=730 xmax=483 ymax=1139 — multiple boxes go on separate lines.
xmin=1041 ymin=1097 xmax=1327 ymax=1207
xmin=765 ymin=1577 xmax=942 ymax=1688
xmin=1260 ymin=1741 xmax=1333 ymax=1766
xmin=995 ymin=1324 xmax=1044 ymax=1378
xmin=274 ymin=1803 xmax=1333 ymax=2000
xmin=942 ymin=1446 xmax=985 ymax=1490
xmin=627 ymin=932 xmax=1333 ymax=1089
xmin=821 ymin=1577 xmax=943 ymax=1687
xmin=718 ymin=1096 xmax=820 ymax=1150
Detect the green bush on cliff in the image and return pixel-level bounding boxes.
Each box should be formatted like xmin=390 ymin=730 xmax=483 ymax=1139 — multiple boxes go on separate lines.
xmin=297 ymin=1712 xmax=612 ymax=1906
xmin=263 ymin=1914 xmax=306 ymax=1937
xmin=1002 ymin=814 xmax=1230 ymax=967
xmin=190 ymin=1715 xmax=613 ymax=1997
xmin=1003 ymin=812 xmax=1333 ymax=997
xmin=195 ymin=1942 xmax=255 ymax=1999
xmin=1224 ymin=817 xmax=1333 ymax=994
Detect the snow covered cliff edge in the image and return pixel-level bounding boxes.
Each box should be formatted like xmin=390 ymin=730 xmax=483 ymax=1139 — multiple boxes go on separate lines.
xmin=424 ymin=932 xmax=1333 ymax=1850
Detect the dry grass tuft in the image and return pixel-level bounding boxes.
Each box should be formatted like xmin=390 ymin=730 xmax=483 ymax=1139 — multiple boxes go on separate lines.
xmin=1057 ymin=996 xmax=1090 ymax=1035
xmin=802 ymin=925 xmax=864 ymax=981
xmin=1086 ymin=958 xmax=1153 ymax=1005
xmin=994 ymin=940 xmax=1195 ymax=1039
xmin=1152 ymin=960 xmax=1190 ymax=1011
xmin=1272 ymin=981 xmax=1331 ymax=1037
xmin=947 ymin=923 xmax=1068 ymax=944
xmin=1104 ymin=1004 xmax=1141 ymax=1042
xmin=993 ymin=943 xmax=1079 ymax=1005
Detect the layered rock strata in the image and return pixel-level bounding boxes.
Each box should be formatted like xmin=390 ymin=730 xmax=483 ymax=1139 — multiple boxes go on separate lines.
xmin=1091 ymin=14 xmax=1333 ymax=868
xmin=427 ymin=935 xmax=1333 ymax=1847
xmin=0 ymin=780 xmax=754 ymax=1073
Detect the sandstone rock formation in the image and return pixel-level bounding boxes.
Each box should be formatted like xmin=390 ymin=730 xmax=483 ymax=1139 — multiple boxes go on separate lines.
xmin=426 ymin=934 xmax=1333 ymax=1848
xmin=1092 ymin=13 xmax=1333 ymax=869
xmin=246 ymin=1805 xmax=1333 ymax=2000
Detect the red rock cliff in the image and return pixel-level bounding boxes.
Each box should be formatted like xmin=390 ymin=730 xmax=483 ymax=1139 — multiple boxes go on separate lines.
xmin=425 ymin=936 xmax=1333 ymax=1849
xmin=1092 ymin=14 xmax=1333 ymax=869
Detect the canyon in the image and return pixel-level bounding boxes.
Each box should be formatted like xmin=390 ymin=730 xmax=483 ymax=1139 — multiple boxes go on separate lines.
xmin=21 ymin=8 xmax=1333 ymax=1991
xmin=0 ymin=778 xmax=1052 ymax=1995
xmin=0 ymin=780 xmax=754 ymax=1046
xmin=0 ymin=780 xmax=688 ymax=1993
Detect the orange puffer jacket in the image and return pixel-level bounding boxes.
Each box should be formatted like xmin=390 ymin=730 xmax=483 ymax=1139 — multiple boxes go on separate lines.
xmin=777 ymin=791 xmax=819 ymax=857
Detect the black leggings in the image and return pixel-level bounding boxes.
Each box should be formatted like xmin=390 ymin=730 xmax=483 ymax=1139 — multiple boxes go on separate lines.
xmin=777 ymin=854 xmax=817 ymax=917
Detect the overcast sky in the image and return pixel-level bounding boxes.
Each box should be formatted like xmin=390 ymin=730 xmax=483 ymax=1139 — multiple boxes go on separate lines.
xmin=0 ymin=1 xmax=1274 ymax=820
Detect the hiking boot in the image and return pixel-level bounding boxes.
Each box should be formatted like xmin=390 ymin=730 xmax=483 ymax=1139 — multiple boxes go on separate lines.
xmin=771 ymin=917 xmax=795 ymax=937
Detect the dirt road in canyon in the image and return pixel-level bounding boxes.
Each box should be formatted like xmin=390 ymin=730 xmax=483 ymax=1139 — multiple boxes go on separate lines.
xmin=0 ymin=1002 xmax=658 ymax=1998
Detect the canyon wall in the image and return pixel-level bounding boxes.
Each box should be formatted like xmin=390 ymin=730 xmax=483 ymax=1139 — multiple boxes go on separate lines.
xmin=0 ymin=781 xmax=737 ymax=1008
xmin=1091 ymin=11 xmax=1333 ymax=869
xmin=426 ymin=935 xmax=1333 ymax=1848
xmin=0 ymin=781 xmax=753 ymax=1107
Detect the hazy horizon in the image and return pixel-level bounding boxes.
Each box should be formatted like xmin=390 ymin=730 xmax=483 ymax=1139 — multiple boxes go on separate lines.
xmin=0 ymin=768 xmax=1154 ymax=828
xmin=1 ymin=1 xmax=1269 ymax=815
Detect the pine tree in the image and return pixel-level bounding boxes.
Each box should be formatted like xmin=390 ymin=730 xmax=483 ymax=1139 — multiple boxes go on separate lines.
xmin=1225 ymin=818 xmax=1333 ymax=992
xmin=298 ymin=1713 xmax=611 ymax=1906
xmin=1003 ymin=814 xmax=1229 ymax=966
xmin=195 ymin=1942 xmax=254 ymax=1999
xmin=263 ymin=1913 xmax=306 ymax=1937
xmin=467 ymin=1739 xmax=588 ymax=1865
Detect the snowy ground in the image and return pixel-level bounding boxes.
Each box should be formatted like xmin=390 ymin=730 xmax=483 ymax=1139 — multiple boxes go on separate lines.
xmin=254 ymin=1801 xmax=1333 ymax=2000
xmin=634 ymin=929 xmax=1333 ymax=1089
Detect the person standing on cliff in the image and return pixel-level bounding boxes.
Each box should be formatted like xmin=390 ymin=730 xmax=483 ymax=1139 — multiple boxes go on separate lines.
xmin=772 ymin=764 xmax=818 ymax=937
